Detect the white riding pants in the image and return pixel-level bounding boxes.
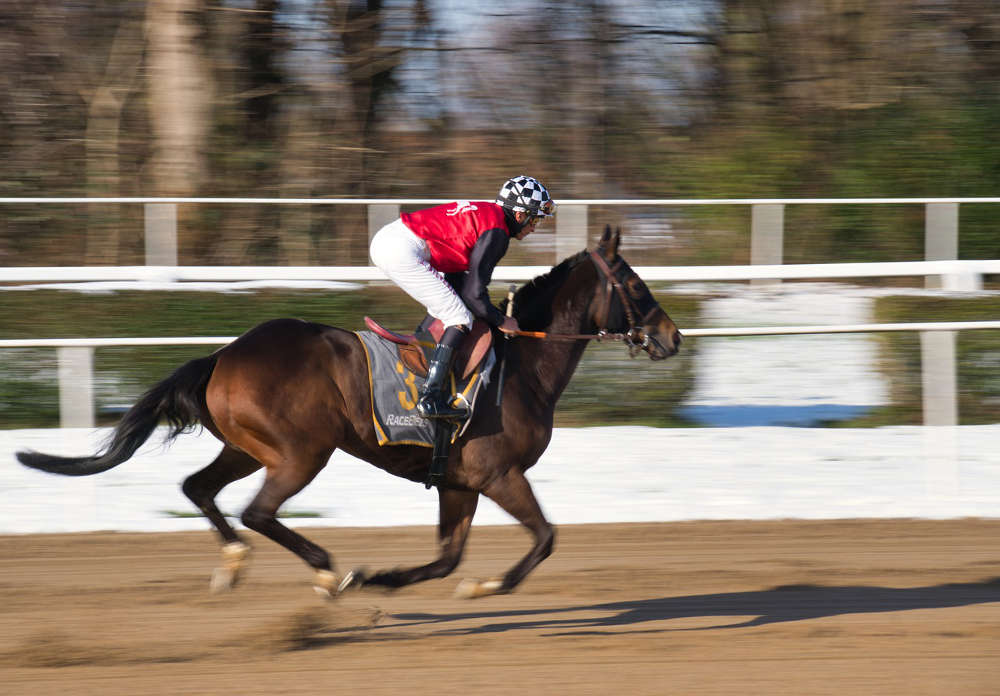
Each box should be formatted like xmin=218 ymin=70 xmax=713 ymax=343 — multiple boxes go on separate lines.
xmin=369 ymin=219 xmax=474 ymax=328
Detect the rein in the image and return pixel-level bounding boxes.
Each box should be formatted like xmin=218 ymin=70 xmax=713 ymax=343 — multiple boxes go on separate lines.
xmin=508 ymin=250 xmax=656 ymax=356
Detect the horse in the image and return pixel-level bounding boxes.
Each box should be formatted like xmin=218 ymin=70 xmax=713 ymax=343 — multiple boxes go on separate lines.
xmin=16 ymin=226 xmax=682 ymax=599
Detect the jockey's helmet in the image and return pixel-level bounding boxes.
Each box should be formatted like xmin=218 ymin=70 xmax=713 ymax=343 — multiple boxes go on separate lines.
xmin=496 ymin=176 xmax=555 ymax=219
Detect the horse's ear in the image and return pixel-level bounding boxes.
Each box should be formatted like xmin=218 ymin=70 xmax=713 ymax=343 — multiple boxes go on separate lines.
xmin=597 ymin=224 xmax=620 ymax=261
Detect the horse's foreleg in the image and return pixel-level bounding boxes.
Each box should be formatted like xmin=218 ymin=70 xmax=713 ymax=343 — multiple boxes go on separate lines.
xmin=181 ymin=446 xmax=262 ymax=592
xmin=351 ymin=488 xmax=479 ymax=590
xmin=456 ymin=466 xmax=554 ymax=599
xmin=240 ymin=463 xmax=339 ymax=596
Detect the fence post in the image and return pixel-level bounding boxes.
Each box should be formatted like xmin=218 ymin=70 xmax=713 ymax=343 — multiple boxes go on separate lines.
xmin=556 ymin=204 xmax=588 ymax=263
xmin=144 ymin=203 xmax=178 ymax=266
xmin=920 ymin=330 xmax=958 ymax=426
xmin=920 ymin=329 xmax=959 ymax=499
xmin=57 ymin=347 xmax=95 ymax=428
xmin=750 ymin=203 xmax=784 ymax=286
xmin=924 ymin=203 xmax=962 ymax=289
xmin=926 ymin=203 xmax=980 ymax=289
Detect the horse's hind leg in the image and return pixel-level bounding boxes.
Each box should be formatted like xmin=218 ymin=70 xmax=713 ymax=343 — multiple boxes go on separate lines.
xmin=183 ymin=445 xmax=262 ymax=545
xmin=455 ymin=466 xmax=555 ymax=599
xmin=181 ymin=445 xmax=262 ymax=592
xmin=239 ymin=457 xmax=340 ymax=596
xmin=348 ymin=488 xmax=479 ymax=591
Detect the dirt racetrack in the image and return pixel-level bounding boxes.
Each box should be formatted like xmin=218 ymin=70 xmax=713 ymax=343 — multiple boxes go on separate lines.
xmin=1 ymin=519 xmax=999 ymax=695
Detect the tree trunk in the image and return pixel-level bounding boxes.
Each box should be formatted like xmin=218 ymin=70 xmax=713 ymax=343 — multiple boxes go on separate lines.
xmin=83 ymin=16 xmax=143 ymax=264
xmin=145 ymin=0 xmax=212 ymax=198
xmin=278 ymin=107 xmax=316 ymax=266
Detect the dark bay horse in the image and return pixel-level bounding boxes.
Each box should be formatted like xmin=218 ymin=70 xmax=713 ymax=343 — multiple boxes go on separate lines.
xmin=17 ymin=226 xmax=681 ymax=599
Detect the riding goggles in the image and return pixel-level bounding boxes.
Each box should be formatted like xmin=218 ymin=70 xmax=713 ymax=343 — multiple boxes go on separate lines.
xmin=527 ymin=200 xmax=556 ymax=225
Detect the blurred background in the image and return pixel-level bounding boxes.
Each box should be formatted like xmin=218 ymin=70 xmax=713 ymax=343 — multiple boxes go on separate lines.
xmin=4 ymin=0 xmax=1000 ymax=266
xmin=2 ymin=0 xmax=1000 ymax=429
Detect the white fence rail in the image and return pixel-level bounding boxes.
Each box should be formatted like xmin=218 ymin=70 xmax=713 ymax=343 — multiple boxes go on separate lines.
xmin=1 ymin=258 xmax=998 ymax=289
xmin=2 ymin=196 xmax=999 ymax=287
xmin=3 ymin=319 xmax=997 ymax=430
xmin=2 ymin=320 xmax=1000 ymax=349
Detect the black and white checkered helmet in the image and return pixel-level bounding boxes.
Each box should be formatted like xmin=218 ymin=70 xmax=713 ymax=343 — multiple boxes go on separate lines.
xmin=496 ymin=175 xmax=555 ymax=218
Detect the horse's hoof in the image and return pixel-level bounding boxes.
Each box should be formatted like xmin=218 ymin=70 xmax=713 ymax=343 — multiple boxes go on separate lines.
xmin=221 ymin=541 xmax=251 ymax=571
xmin=454 ymin=577 xmax=504 ymax=599
xmin=337 ymin=567 xmax=368 ymax=594
xmin=313 ymin=569 xmax=341 ymax=599
xmin=210 ymin=541 xmax=251 ymax=594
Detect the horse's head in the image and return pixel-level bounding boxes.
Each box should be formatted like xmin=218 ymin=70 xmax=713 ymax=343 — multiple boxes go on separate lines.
xmin=589 ymin=225 xmax=682 ymax=360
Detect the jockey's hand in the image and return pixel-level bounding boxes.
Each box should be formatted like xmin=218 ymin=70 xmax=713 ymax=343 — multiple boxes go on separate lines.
xmin=499 ymin=317 xmax=520 ymax=335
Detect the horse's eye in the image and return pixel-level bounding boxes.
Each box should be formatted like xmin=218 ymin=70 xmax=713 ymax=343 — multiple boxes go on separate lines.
xmin=626 ymin=277 xmax=647 ymax=299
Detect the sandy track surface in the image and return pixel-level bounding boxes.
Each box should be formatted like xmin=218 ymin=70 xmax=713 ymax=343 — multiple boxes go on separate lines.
xmin=1 ymin=519 xmax=999 ymax=695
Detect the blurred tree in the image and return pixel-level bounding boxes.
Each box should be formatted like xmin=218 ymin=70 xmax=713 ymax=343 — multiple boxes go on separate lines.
xmin=145 ymin=0 xmax=215 ymax=266
xmin=197 ymin=0 xmax=290 ymax=264
xmin=244 ymin=0 xmax=284 ymax=141
xmin=339 ymin=0 xmax=398 ymax=190
xmin=146 ymin=0 xmax=213 ymax=197
xmin=0 ymin=2 xmax=162 ymax=265
xmin=83 ymin=5 xmax=144 ymax=263
xmin=670 ymin=0 xmax=1000 ymax=261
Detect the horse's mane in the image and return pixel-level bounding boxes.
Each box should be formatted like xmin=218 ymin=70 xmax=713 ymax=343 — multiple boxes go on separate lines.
xmin=502 ymin=250 xmax=591 ymax=330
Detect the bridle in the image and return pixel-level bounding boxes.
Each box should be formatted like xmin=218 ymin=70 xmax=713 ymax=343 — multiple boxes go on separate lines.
xmin=588 ymin=249 xmax=663 ymax=357
xmin=510 ymin=249 xmax=664 ymax=357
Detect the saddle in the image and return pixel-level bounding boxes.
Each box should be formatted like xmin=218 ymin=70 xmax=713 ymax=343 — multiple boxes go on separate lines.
xmin=363 ymin=316 xmax=493 ymax=379
xmin=360 ymin=317 xmax=495 ymax=490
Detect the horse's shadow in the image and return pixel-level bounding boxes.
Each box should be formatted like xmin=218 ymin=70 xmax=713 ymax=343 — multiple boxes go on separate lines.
xmin=383 ymin=578 xmax=1000 ymax=636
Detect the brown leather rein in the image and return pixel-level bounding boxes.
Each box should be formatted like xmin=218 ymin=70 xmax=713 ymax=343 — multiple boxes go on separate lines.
xmin=508 ymin=249 xmax=659 ymax=356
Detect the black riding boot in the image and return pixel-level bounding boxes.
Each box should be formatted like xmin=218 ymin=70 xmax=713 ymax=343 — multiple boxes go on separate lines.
xmin=417 ymin=326 xmax=468 ymax=420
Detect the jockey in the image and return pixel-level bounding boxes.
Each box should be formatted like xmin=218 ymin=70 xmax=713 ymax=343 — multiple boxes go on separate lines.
xmin=370 ymin=175 xmax=555 ymax=420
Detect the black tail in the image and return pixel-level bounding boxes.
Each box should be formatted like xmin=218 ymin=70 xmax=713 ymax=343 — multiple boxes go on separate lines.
xmin=16 ymin=354 xmax=219 ymax=476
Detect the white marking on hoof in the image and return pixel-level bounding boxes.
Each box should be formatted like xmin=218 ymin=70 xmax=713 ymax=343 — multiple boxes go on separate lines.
xmin=454 ymin=577 xmax=504 ymax=599
xmin=210 ymin=541 xmax=251 ymax=593
xmin=221 ymin=541 xmax=251 ymax=571
xmin=313 ymin=569 xmax=341 ymax=599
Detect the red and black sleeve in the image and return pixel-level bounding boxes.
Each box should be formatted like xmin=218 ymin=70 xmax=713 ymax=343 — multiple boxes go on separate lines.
xmin=458 ymin=227 xmax=510 ymax=326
